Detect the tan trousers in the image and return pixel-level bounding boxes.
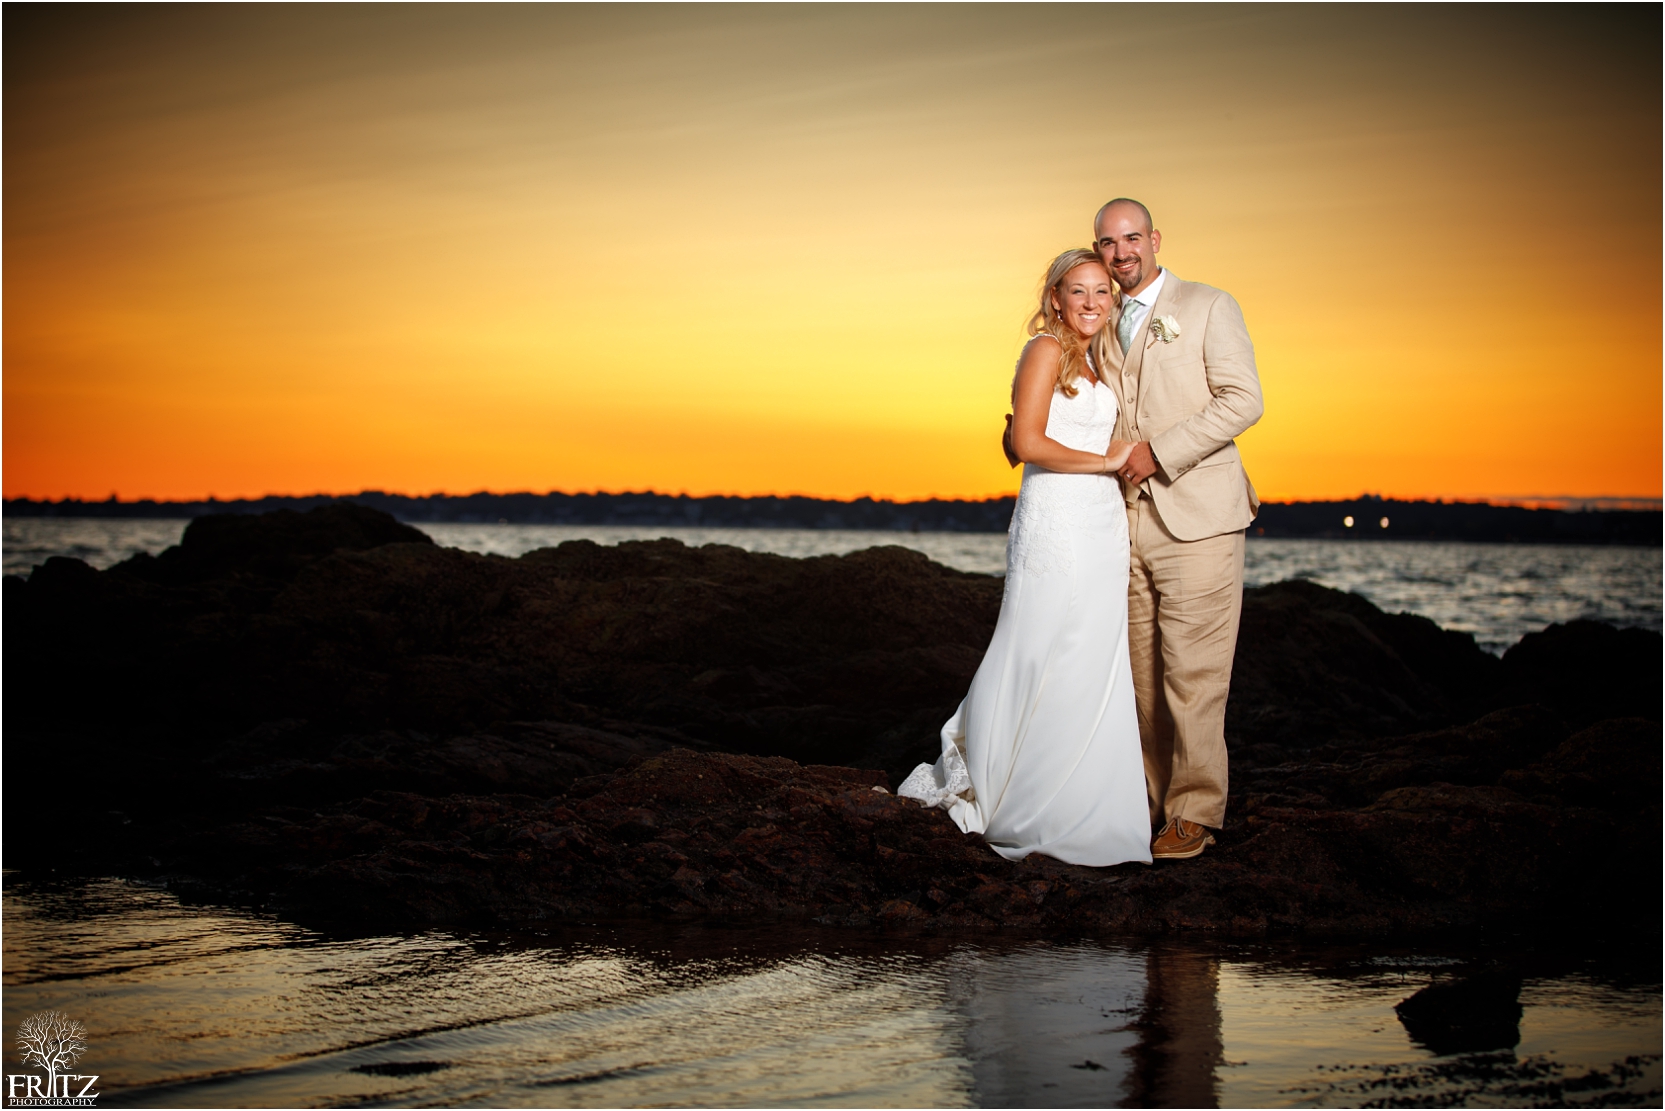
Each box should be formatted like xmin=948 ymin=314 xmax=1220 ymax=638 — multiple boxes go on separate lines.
xmin=1127 ymin=495 xmax=1246 ymax=830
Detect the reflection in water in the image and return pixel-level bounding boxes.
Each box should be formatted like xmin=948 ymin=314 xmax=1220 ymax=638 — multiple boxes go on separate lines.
xmin=2 ymin=878 xmax=1659 ymax=1108
xmin=1125 ymin=946 xmax=1224 ymax=1108
xmin=947 ymin=945 xmax=1142 ymax=1107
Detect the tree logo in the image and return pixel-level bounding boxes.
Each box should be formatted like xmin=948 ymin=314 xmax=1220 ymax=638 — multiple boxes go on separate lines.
xmin=7 ymin=1012 xmax=98 ymax=1107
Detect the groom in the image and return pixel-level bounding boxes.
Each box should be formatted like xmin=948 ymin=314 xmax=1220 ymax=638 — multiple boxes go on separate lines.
xmin=1095 ymin=198 xmax=1263 ymax=860
xmin=1007 ymin=198 xmax=1264 ymax=860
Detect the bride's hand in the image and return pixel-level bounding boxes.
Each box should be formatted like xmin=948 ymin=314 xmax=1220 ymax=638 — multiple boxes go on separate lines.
xmin=1103 ymin=439 xmax=1135 ymax=474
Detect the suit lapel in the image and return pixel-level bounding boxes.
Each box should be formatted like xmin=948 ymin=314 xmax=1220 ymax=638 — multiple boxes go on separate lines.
xmin=1143 ymin=269 xmax=1182 ymax=354
xmin=1126 ymin=270 xmax=1181 ymax=394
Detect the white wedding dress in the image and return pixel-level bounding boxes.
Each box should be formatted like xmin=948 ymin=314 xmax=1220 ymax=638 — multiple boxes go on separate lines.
xmin=898 ymin=364 xmax=1151 ymax=866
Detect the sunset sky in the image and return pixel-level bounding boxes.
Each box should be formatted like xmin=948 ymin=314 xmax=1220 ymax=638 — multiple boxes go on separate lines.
xmin=5 ymin=4 xmax=1660 ymax=503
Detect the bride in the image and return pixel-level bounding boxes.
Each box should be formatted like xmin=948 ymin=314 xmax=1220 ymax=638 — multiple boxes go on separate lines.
xmin=898 ymin=248 xmax=1152 ymax=866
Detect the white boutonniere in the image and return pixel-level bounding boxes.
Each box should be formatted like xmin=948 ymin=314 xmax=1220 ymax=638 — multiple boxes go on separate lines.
xmin=1152 ymin=315 xmax=1182 ymax=343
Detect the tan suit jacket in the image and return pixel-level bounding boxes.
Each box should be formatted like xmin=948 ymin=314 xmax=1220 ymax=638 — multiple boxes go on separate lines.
xmin=1097 ymin=271 xmax=1263 ymax=542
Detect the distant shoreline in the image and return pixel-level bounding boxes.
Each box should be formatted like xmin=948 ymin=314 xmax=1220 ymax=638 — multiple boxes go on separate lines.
xmin=5 ymin=491 xmax=1660 ymax=545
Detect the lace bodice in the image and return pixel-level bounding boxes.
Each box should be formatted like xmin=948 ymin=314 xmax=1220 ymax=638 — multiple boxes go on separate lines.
xmin=1038 ymin=376 xmax=1117 ymax=454
xmin=1006 ymin=375 xmax=1125 ymax=577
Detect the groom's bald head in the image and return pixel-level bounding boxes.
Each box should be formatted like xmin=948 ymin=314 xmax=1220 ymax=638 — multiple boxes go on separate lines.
xmin=1094 ymin=198 xmax=1153 ymax=236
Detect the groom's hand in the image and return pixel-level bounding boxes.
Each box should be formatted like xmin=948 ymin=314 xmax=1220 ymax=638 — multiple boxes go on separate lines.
xmin=1001 ymin=414 xmax=1020 ymax=468
xmin=1119 ymin=441 xmax=1159 ymax=484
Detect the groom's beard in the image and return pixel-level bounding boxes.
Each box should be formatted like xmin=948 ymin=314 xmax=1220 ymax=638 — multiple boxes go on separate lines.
xmin=1111 ymin=258 xmax=1147 ymax=293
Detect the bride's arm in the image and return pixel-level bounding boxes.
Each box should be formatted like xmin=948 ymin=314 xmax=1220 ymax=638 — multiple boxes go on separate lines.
xmin=1009 ymin=339 xmax=1135 ymax=474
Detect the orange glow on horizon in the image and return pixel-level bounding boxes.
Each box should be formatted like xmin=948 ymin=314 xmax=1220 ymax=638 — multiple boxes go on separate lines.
xmin=5 ymin=6 xmax=1660 ymax=505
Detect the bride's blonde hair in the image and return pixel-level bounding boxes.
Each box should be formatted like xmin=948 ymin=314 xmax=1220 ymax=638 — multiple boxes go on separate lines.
xmin=1027 ymin=248 xmax=1117 ymax=398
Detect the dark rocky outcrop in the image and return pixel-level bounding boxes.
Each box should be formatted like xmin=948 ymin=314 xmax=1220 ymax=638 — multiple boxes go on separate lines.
xmin=1395 ymin=968 xmax=1525 ymax=1055
xmin=11 ymin=504 xmax=996 ymax=775
xmin=1226 ymin=579 xmax=1504 ymax=755
xmin=1496 ymin=620 xmax=1664 ymax=723
xmin=115 ymin=501 xmax=434 ymax=585
xmin=5 ymin=504 xmax=1659 ymax=937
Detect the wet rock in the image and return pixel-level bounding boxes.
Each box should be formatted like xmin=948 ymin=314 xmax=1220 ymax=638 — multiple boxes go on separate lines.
xmin=4 ymin=505 xmax=1660 ymax=937
xmin=203 ymin=719 xmax=699 ymax=808
xmin=1232 ymin=705 xmax=1571 ymax=812
xmin=116 ymin=738 xmax=1644 ymax=936
xmin=1497 ymin=717 xmax=1662 ymax=813
xmin=351 ymin=1062 xmax=453 ymax=1078
xmin=1395 ymin=968 xmax=1524 ymax=1055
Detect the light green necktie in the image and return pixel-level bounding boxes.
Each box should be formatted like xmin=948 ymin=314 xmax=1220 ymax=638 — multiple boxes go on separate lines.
xmin=1117 ymin=300 xmax=1142 ymax=354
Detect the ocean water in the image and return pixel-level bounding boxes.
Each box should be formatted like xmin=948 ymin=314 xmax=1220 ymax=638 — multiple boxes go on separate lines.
xmin=5 ymin=518 xmax=1658 ymax=654
xmin=3 ymin=877 xmax=1657 ymax=1109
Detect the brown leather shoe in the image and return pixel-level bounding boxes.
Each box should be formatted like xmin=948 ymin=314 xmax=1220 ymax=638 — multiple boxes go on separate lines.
xmin=1151 ymin=818 xmax=1215 ymax=860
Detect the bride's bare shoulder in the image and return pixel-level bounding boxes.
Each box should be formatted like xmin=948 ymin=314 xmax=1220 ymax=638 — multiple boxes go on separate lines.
xmin=1013 ymin=335 xmax=1062 ymax=396
xmin=1017 ymin=333 xmax=1062 ymax=371
xmin=1019 ymin=334 xmax=1063 ymax=365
